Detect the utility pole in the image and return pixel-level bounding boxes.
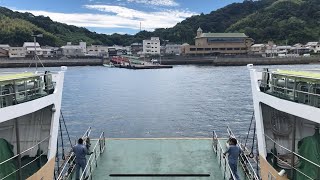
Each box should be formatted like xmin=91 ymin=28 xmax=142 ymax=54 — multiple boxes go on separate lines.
xmin=31 ymin=34 xmax=44 ymax=69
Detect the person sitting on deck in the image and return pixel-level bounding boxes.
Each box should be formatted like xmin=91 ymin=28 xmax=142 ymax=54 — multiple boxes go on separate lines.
xmin=223 ymin=137 xmax=242 ymax=180
xmin=72 ymin=138 xmax=93 ymax=180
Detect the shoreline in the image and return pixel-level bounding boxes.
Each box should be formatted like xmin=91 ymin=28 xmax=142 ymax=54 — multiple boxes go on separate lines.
xmin=0 ymin=57 xmax=318 ymax=68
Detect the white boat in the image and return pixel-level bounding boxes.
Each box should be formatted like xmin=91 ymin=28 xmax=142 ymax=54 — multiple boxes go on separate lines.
xmin=248 ymin=64 xmax=320 ymax=179
xmin=0 ymin=67 xmax=66 ymax=179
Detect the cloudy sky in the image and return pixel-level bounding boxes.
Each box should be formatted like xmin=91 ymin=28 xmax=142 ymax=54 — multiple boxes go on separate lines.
xmin=0 ymin=0 xmax=242 ymax=35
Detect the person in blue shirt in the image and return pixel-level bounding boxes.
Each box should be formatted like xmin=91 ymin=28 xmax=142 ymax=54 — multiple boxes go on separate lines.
xmin=223 ymin=137 xmax=242 ymax=180
xmin=72 ymin=138 xmax=92 ymax=180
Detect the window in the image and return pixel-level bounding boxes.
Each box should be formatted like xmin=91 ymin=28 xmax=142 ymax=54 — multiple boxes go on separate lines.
xmin=241 ymin=48 xmax=246 ymax=50
xmin=197 ymin=48 xmax=204 ymax=51
xmin=219 ymin=48 xmax=226 ymax=50
xmin=234 ymin=48 xmax=240 ymax=50
xmin=212 ymin=48 xmax=218 ymax=51
xmin=227 ymin=48 xmax=233 ymax=50
xmin=205 ymin=48 xmax=211 ymax=51
xmin=190 ymin=48 xmax=196 ymax=51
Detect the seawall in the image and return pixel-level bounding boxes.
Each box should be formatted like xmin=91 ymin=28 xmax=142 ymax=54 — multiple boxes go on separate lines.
xmin=0 ymin=58 xmax=104 ymax=68
xmin=160 ymin=56 xmax=319 ymax=66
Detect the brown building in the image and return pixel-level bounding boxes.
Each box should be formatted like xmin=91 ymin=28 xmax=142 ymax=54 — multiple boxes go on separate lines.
xmin=181 ymin=27 xmax=254 ymax=55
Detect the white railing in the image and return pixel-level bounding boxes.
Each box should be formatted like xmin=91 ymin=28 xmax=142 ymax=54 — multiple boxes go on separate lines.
xmin=212 ymin=131 xmax=236 ymax=180
xmin=264 ymin=134 xmax=320 ymax=180
xmin=80 ymin=132 xmax=106 ymax=180
xmin=227 ymin=127 xmax=260 ymax=180
xmin=56 ymin=127 xmax=92 ymax=180
xmin=258 ymin=70 xmax=320 ymax=108
xmin=0 ymin=135 xmax=50 ymax=180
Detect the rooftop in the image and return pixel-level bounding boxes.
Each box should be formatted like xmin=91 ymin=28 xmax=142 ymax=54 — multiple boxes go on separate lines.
xmin=197 ymin=33 xmax=248 ymax=38
xmin=23 ymin=42 xmax=40 ymax=47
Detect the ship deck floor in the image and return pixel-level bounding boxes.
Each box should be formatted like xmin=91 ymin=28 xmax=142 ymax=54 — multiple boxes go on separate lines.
xmin=90 ymin=138 xmax=247 ymax=180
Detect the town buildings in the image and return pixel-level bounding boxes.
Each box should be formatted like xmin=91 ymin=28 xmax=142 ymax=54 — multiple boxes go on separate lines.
xmin=181 ymin=27 xmax=254 ymax=55
xmin=87 ymin=45 xmax=108 ymax=57
xmin=8 ymin=47 xmax=26 ymax=58
xmin=165 ymin=44 xmax=181 ymax=55
xmin=23 ymin=42 xmax=43 ymax=56
xmin=143 ymin=37 xmax=160 ymax=55
xmin=61 ymin=42 xmax=86 ymax=57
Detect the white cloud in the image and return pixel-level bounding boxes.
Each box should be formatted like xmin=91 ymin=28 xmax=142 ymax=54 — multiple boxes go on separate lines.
xmin=127 ymin=0 xmax=179 ymax=7
xmin=16 ymin=5 xmax=196 ymax=32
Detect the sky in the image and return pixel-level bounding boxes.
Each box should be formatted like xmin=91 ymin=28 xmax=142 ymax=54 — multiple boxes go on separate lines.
xmin=0 ymin=0 xmax=243 ymax=35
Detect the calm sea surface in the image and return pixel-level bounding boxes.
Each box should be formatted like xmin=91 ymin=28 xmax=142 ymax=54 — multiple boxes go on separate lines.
xmin=2 ymin=64 xmax=320 ymax=139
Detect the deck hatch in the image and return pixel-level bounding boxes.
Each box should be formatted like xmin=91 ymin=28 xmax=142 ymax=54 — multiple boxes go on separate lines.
xmin=109 ymin=174 xmax=210 ymax=177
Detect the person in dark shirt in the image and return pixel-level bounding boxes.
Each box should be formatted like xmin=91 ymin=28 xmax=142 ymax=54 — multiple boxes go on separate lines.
xmin=223 ymin=137 xmax=242 ymax=180
xmin=72 ymin=138 xmax=92 ymax=180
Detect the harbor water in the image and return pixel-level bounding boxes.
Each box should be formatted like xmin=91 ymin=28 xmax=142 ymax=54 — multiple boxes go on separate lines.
xmin=2 ymin=64 xmax=320 ymax=139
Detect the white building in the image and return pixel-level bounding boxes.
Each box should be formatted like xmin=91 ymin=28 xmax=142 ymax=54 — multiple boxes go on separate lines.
xmin=143 ymin=37 xmax=160 ymax=55
xmin=276 ymin=46 xmax=292 ymax=54
xmin=61 ymin=42 xmax=86 ymax=56
xmin=0 ymin=44 xmax=10 ymax=51
xmin=9 ymin=47 xmax=26 ymax=58
xmin=306 ymin=42 xmax=320 ymax=53
xmin=87 ymin=45 xmax=108 ymax=57
xmin=250 ymin=44 xmax=266 ymax=54
xmin=23 ymin=42 xmax=43 ymax=56
xmin=165 ymin=44 xmax=181 ymax=55
xmin=41 ymin=46 xmax=55 ymax=57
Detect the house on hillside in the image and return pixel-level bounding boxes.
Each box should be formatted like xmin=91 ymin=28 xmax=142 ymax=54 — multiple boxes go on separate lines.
xmin=23 ymin=42 xmax=43 ymax=57
xmin=61 ymin=42 xmax=86 ymax=57
xmin=9 ymin=47 xmax=26 ymax=58
xmin=181 ymin=27 xmax=254 ymax=56
xmin=0 ymin=44 xmax=10 ymax=57
xmin=250 ymin=44 xmax=266 ymax=55
xmin=306 ymin=42 xmax=320 ymax=53
xmin=165 ymin=44 xmax=181 ymax=55
xmin=87 ymin=45 xmax=108 ymax=57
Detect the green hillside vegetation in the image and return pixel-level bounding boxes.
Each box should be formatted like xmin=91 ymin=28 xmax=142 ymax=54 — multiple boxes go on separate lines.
xmin=0 ymin=0 xmax=319 ymax=47
xmin=227 ymin=0 xmax=320 ymax=44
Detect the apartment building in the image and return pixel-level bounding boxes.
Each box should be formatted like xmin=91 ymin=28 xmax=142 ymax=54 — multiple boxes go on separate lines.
xmin=143 ymin=37 xmax=160 ymax=55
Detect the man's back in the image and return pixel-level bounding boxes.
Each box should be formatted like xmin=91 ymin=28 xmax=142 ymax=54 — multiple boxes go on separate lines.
xmin=72 ymin=144 xmax=88 ymax=162
xmin=226 ymin=145 xmax=241 ymax=164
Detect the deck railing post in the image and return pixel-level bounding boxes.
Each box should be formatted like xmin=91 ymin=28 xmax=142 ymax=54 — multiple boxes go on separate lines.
xmin=94 ymin=149 xmax=98 ymax=168
xmin=223 ymin=157 xmax=227 ymax=180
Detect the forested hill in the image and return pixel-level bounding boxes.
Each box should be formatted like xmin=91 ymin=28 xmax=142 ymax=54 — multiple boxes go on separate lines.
xmin=0 ymin=0 xmax=319 ymax=47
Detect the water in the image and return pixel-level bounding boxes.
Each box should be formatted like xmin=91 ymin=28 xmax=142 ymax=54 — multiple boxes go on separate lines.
xmin=2 ymin=64 xmax=320 ymax=139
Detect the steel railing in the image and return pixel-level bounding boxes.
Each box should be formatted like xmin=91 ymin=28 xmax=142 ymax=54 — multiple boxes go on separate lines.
xmin=56 ymin=127 xmax=92 ymax=180
xmin=212 ymin=131 xmax=236 ymax=180
xmin=258 ymin=70 xmax=320 ymax=108
xmin=0 ymin=135 xmax=51 ymax=180
xmin=80 ymin=132 xmax=106 ymax=180
xmin=0 ymin=78 xmax=56 ymax=108
xmin=264 ymin=134 xmax=320 ymax=180
xmin=227 ymin=127 xmax=260 ymax=180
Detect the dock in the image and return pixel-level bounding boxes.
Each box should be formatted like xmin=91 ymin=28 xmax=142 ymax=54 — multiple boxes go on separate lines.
xmin=114 ymin=64 xmax=173 ymax=69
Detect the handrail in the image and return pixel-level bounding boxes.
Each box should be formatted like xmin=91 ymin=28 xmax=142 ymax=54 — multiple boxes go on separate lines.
xmin=227 ymin=127 xmax=260 ymax=180
xmin=0 ymin=72 xmax=58 ymax=82
xmin=264 ymin=134 xmax=320 ymax=168
xmin=212 ymin=131 xmax=236 ymax=180
xmin=268 ymin=148 xmax=314 ymax=179
xmin=0 ymin=138 xmax=50 ymax=180
xmin=80 ymin=132 xmax=106 ymax=180
xmin=257 ymin=70 xmax=320 ymax=81
xmin=0 ymin=135 xmax=50 ymax=166
xmin=56 ymin=127 xmax=92 ymax=180
xmin=0 ymin=83 xmax=55 ymax=98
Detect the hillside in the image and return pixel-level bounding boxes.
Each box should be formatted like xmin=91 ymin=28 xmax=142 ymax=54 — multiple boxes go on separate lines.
xmin=0 ymin=0 xmax=319 ymax=47
xmin=227 ymin=0 xmax=320 ymax=44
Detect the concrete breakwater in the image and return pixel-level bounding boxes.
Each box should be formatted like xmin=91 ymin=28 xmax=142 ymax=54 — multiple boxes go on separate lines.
xmin=0 ymin=57 xmax=318 ymax=68
xmin=0 ymin=58 xmax=104 ymax=68
xmin=160 ymin=56 xmax=319 ymax=66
